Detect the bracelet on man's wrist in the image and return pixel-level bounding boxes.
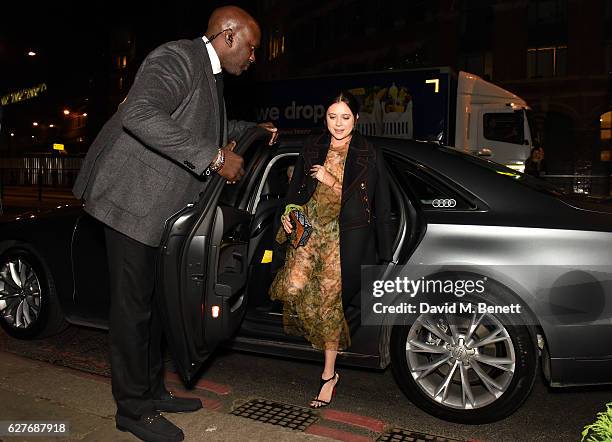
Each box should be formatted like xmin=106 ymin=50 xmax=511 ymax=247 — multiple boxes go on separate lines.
xmin=209 ymin=148 xmax=225 ymax=173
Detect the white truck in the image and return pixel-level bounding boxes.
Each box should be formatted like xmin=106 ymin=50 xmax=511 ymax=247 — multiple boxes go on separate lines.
xmin=242 ymin=67 xmax=534 ymax=170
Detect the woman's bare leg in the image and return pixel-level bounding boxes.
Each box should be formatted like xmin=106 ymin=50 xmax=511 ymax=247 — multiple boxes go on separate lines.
xmin=310 ymin=343 xmax=339 ymax=407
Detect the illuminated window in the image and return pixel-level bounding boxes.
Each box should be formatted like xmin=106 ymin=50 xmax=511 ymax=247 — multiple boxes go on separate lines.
xmin=122 ymin=55 xmax=127 ymax=68
xmin=268 ymin=31 xmax=285 ymax=61
xmin=527 ymin=46 xmax=567 ymax=78
xmin=601 ymin=111 xmax=612 ymax=146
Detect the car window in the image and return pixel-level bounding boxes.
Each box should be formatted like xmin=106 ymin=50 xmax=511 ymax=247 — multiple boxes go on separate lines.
xmin=386 ymin=155 xmax=474 ymax=210
xmin=439 ymin=147 xmax=566 ymax=197
xmin=483 ymin=112 xmax=524 ymax=144
xmin=251 ymin=152 xmax=299 ymax=213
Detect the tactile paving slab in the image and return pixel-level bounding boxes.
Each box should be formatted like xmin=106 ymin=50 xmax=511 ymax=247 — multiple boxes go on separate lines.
xmin=377 ymin=428 xmax=463 ymax=442
xmin=231 ymin=399 xmax=318 ymax=431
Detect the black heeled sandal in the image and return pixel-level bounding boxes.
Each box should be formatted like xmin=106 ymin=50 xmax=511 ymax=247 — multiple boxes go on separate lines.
xmin=309 ymin=372 xmax=339 ymax=409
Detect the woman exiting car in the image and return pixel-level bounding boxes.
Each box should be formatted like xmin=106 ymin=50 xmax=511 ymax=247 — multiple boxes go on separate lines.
xmin=270 ymin=91 xmax=393 ymax=408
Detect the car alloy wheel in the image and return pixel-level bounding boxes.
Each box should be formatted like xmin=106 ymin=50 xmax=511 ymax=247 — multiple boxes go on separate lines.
xmin=0 ymin=257 xmax=42 ymax=330
xmin=0 ymin=247 xmax=66 ymax=339
xmin=405 ymin=310 xmax=516 ymax=410
xmin=390 ymin=280 xmax=538 ymax=424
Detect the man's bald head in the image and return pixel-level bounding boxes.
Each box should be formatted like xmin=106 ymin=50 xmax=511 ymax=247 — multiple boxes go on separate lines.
xmin=205 ymin=6 xmax=261 ymax=76
xmin=206 ymin=6 xmax=260 ymax=36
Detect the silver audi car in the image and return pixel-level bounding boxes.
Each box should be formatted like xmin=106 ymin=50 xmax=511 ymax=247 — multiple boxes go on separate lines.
xmin=1 ymin=128 xmax=611 ymax=424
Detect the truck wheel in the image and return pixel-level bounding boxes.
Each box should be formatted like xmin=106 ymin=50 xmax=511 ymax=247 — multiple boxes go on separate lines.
xmin=0 ymin=248 xmax=67 ymax=339
xmin=390 ymin=287 xmax=538 ymax=424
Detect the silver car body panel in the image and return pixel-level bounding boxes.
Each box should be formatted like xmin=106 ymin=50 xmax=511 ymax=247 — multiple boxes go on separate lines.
xmin=408 ymin=223 xmax=612 ymax=385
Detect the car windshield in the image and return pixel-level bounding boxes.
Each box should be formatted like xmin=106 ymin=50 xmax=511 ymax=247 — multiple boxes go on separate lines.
xmin=439 ymin=147 xmax=567 ymax=197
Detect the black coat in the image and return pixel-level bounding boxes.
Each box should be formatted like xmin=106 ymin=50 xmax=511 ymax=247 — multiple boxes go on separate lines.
xmin=275 ymin=131 xmax=393 ymax=306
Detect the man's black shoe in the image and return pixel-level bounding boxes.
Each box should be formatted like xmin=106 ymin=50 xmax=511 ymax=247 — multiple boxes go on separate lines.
xmin=153 ymin=391 xmax=203 ymax=413
xmin=116 ymin=412 xmax=184 ymax=442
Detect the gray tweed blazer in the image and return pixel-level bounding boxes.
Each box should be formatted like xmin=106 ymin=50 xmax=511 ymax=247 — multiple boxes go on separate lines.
xmin=73 ymin=38 xmax=254 ymax=246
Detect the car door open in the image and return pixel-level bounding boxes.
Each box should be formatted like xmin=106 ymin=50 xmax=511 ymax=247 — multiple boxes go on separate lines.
xmin=156 ymin=127 xmax=270 ymax=384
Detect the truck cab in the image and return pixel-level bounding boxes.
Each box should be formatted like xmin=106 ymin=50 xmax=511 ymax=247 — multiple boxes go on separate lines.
xmin=454 ymin=71 xmax=533 ymax=171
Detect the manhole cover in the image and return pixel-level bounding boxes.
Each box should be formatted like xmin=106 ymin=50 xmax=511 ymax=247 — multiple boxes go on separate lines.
xmin=377 ymin=428 xmax=463 ymax=442
xmin=231 ymin=399 xmax=318 ymax=431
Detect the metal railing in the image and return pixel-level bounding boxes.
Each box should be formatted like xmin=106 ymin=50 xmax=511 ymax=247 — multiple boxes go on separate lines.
xmin=0 ymin=162 xmax=82 ymax=216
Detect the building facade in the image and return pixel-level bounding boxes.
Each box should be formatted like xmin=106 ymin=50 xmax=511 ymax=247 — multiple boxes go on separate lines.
xmin=254 ymin=0 xmax=612 ymax=176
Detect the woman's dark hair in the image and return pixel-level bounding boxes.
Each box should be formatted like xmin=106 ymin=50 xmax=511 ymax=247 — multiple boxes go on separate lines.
xmin=326 ymin=91 xmax=360 ymax=117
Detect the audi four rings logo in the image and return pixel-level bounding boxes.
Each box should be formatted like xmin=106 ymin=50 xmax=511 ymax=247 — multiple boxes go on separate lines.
xmin=432 ymin=198 xmax=457 ymax=208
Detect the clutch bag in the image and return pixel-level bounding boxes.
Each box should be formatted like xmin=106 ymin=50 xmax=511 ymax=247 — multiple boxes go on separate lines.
xmin=284 ymin=204 xmax=313 ymax=248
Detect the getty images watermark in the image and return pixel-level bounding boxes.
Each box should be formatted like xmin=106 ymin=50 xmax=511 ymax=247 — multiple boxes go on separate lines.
xmin=371 ymin=275 xmax=522 ymax=315
xmin=360 ymin=265 xmax=612 ymax=326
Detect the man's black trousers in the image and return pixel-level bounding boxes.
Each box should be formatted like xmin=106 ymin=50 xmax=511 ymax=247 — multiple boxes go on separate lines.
xmin=104 ymin=226 xmax=166 ymax=418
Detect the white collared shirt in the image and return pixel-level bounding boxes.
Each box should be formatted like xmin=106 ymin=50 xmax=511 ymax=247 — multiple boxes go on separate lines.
xmin=202 ymin=36 xmax=222 ymax=75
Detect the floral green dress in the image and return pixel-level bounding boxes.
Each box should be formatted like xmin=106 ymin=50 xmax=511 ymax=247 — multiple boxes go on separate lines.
xmin=269 ymin=141 xmax=351 ymax=351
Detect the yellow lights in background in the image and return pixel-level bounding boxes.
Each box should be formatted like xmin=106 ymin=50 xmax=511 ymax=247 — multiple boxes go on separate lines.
xmin=53 ymin=143 xmax=65 ymax=151
xmin=1 ymin=83 xmax=47 ymax=106
xmin=32 ymin=122 xmax=57 ymax=128
xmin=426 ymin=78 xmax=440 ymax=93
xmin=82 ymin=113 xmax=88 ymax=117
xmin=63 ymin=109 xmax=70 ymax=115
xmin=116 ymin=55 xmax=128 ymax=69
xmin=600 ymin=111 xmax=611 ymax=142
xmin=10 ymin=133 xmax=15 ymax=137
xmin=27 ymin=51 xmax=36 ymax=56
xmin=268 ymin=32 xmax=285 ymax=61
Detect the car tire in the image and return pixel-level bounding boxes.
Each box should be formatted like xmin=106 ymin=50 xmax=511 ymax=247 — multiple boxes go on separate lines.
xmin=390 ymin=280 xmax=538 ymax=424
xmin=0 ymin=247 xmax=67 ymax=339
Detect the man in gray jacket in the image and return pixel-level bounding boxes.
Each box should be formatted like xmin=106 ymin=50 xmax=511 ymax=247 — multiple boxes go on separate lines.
xmin=73 ymin=6 xmax=277 ymax=442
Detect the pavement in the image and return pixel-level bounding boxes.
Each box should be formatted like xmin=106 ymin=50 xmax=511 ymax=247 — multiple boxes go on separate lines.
xmin=0 ymin=351 xmax=330 ymax=442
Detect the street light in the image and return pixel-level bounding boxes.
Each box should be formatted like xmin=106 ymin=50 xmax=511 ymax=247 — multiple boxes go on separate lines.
xmin=49 ymin=124 xmax=55 ymax=128
xmin=10 ymin=133 xmax=14 ymax=137
xmin=63 ymin=109 xmax=70 ymax=115
xmin=32 ymin=122 xmax=39 ymax=126
xmin=27 ymin=51 xmax=36 ymax=57
xmin=82 ymin=113 xmax=88 ymax=117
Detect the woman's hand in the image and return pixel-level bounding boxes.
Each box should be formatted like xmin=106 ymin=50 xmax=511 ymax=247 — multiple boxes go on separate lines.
xmin=310 ymin=165 xmax=337 ymax=187
xmin=281 ymin=214 xmax=293 ymax=234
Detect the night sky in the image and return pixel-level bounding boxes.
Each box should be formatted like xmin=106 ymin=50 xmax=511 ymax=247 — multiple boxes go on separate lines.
xmin=0 ymin=1 xmax=252 ymax=145
xmin=0 ymin=1 xmax=251 ymax=91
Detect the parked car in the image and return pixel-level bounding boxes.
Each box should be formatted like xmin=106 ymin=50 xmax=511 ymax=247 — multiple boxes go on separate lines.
xmin=0 ymin=128 xmax=611 ymax=424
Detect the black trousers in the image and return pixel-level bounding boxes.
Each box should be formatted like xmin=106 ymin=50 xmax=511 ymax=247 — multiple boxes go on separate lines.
xmin=104 ymin=226 xmax=166 ymax=418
